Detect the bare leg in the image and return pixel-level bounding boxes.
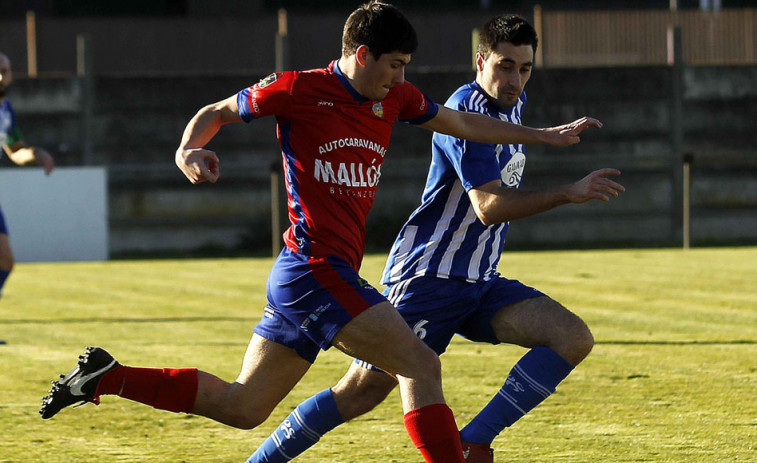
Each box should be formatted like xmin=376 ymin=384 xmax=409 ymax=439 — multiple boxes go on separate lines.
xmin=331 ymin=362 xmax=398 ymax=420
xmin=491 ymin=296 xmax=593 ymax=365
xmin=331 ymin=301 xmax=443 ymax=413
xmin=192 ymin=334 xmax=312 ymax=429
xmin=0 ymin=234 xmax=14 ymax=296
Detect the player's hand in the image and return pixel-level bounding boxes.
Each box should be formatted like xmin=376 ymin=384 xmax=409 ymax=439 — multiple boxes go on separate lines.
xmin=34 ymin=150 xmax=55 ymax=175
xmin=542 ymin=117 xmax=603 ymax=147
xmin=566 ymin=168 xmax=625 ymax=203
xmin=176 ymin=148 xmax=220 ymax=184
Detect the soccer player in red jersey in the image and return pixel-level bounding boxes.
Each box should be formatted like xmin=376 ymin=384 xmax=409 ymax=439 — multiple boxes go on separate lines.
xmin=40 ymin=3 xmax=601 ymax=462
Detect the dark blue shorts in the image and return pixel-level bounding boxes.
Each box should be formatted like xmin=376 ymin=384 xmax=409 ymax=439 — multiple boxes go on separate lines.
xmin=356 ymin=275 xmax=544 ymax=371
xmin=254 ymin=247 xmax=387 ymax=363
xmin=0 ymin=205 xmax=7 ymax=235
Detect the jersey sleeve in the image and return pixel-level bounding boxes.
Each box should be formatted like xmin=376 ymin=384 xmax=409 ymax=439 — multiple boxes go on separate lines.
xmin=237 ymin=71 xmax=296 ymax=123
xmin=5 ymin=126 xmax=23 ymax=146
xmin=395 ymin=82 xmax=438 ymax=125
xmin=435 ymin=98 xmax=500 ymax=191
xmin=2 ymin=101 xmax=23 ymax=146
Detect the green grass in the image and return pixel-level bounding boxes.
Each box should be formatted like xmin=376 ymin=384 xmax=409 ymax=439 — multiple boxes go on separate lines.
xmin=1 ymin=248 xmax=755 ymax=462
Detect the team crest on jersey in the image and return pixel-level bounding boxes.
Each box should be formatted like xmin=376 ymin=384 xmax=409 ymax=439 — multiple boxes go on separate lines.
xmin=501 ymin=151 xmax=526 ymax=187
xmin=372 ymin=102 xmax=384 ymax=118
xmin=257 ymin=72 xmax=279 ymax=88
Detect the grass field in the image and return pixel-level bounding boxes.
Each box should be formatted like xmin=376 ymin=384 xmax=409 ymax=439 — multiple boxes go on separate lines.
xmin=1 ymin=248 xmax=755 ymax=462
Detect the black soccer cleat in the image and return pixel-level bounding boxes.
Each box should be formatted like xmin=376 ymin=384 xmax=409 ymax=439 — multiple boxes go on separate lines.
xmin=39 ymin=347 xmax=119 ymax=419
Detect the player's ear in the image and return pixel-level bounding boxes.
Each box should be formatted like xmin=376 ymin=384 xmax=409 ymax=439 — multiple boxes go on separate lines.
xmin=356 ymin=45 xmax=370 ymax=66
xmin=475 ymin=52 xmax=486 ymax=73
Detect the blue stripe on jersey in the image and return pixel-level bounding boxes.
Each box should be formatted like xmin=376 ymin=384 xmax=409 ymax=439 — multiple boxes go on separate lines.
xmin=382 ymin=82 xmax=527 ymax=284
xmin=280 ymin=121 xmax=311 ymax=255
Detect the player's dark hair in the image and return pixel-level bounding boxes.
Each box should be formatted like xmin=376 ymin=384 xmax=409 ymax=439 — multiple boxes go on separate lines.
xmin=478 ymin=14 xmax=538 ymax=58
xmin=342 ymin=1 xmax=418 ymax=60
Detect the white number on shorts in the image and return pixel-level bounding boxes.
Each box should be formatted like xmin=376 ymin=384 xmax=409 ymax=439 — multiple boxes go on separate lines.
xmin=413 ymin=319 xmax=429 ymax=339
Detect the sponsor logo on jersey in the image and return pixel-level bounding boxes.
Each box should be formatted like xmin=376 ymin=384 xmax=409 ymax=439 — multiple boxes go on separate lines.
xmin=314 ymin=158 xmax=382 ymax=188
xmin=501 ymin=151 xmax=526 ymax=187
xmin=257 ymin=72 xmax=279 ymax=88
xmin=372 ymin=102 xmax=384 ymax=118
xmin=318 ymin=137 xmax=387 ymax=157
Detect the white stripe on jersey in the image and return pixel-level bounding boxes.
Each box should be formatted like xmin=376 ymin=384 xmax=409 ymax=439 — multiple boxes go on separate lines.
xmin=470 ymin=91 xmax=488 ymax=115
xmin=388 ymin=225 xmax=418 ymax=282
xmin=382 ymin=83 xmax=527 ymax=285
xmin=415 ymin=179 xmax=467 ymax=278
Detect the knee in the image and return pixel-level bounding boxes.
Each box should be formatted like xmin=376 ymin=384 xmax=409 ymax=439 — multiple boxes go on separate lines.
xmin=333 ymin=384 xmax=386 ymax=420
xmin=224 ymin=407 xmax=271 ymax=430
xmin=412 ymin=348 xmax=442 ymax=383
xmin=574 ymin=324 xmax=594 ymax=359
xmin=333 ymin=371 xmax=398 ymax=421
xmin=0 ymin=254 xmax=13 ymax=272
xmin=564 ymin=321 xmax=594 ymax=365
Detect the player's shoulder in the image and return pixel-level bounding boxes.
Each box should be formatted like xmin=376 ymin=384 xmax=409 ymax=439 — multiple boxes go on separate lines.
xmin=445 ymin=82 xmax=489 ymax=114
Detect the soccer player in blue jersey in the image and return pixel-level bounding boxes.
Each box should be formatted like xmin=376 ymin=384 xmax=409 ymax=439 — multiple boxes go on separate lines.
xmin=246 ymin=14 xmax=625 ymax=463
xmin=40 ymin=5 xmax=603 ymax=462
xmin=0 ymin=52 xmax=55 ymax=306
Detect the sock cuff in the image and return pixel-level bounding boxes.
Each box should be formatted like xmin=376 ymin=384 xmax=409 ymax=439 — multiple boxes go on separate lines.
xmin=522 ymin=347 xmax=574 ymax=387
xmin=153 ymin=367 xmax=198 ymax=413
xmin=308 ymin=388 xmax=345 ymax=432
xmin=404 ymin=403 xmax=457 ymax=446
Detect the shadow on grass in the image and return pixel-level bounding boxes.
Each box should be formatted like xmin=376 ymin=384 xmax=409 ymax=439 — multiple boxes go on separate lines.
xmin=597 ymin=340 xmax=757 ymax=345
xmin=0 ymin=317 xmax=255 ymax=324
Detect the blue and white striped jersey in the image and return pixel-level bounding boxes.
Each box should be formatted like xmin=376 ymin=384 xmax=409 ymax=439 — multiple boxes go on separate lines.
xmin=381 ymin=82 xmax=527 ymax=284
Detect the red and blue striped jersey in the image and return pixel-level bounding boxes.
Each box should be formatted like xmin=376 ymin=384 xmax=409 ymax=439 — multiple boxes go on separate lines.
xmin=237 ymin=61 xmax=438 ymax=270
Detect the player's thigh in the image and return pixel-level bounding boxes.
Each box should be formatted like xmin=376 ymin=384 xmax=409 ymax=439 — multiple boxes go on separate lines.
xmin=0 ymin=233 xmax=14 ymax=270
xmin=331 ymin=301 xmax=439 ymax=379
xmin=491 ymin=296 xmax=588 ymax=348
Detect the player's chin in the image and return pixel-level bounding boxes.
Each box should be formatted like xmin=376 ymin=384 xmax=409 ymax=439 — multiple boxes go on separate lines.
xmin=373 ymin=87 xmax=391 ymax=100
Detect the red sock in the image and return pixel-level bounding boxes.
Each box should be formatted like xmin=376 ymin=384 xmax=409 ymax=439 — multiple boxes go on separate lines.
xmin=404 ymin=403 xmax=465 ymax=463
xmin=95 ymin=365 xmax=198 ymax=413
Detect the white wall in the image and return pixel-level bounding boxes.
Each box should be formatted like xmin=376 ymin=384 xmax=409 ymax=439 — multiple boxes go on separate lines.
xmin=0 ymin=167 xmax=108 ymax=262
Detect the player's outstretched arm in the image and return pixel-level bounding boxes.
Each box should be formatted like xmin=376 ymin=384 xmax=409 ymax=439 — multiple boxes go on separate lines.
xmin=175 ymin=94 xmax=242 ymax=184
xmin=3 ymin=143 xmax=54 ymax=175
xmin=469 ymin=168 xmax=625 ymax=226
xmin=563 ymin=168 xmax=625 ymax=203
xmin=420 ymin=106 xmax=602 ymax=147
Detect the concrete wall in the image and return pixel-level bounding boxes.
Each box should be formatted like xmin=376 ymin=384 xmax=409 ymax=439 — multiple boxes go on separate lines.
xmin=0 ymin=167 xmax=108 ymax=261
xmin=2 ymin=64 xmax=756 ymax=257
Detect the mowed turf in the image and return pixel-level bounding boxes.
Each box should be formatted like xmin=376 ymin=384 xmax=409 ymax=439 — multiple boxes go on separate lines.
xmin=1 ymin=248 xmax=755 ymax=462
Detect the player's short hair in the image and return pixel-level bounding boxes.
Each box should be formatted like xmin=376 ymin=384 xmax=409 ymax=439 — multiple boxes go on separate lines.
xmin=342 ymin=1 xmax=418 ymax=60
xmin=478 ymin=15 xmax=538 ymax=58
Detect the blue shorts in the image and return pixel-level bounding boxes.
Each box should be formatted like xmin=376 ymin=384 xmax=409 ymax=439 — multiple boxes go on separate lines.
xmin=356 ymin=275 xmax=544 ymax=371
xmin=0 ymin=205 xmax=7 ymax=235
xmin=254 ymin=247 xmax=387 ymax=363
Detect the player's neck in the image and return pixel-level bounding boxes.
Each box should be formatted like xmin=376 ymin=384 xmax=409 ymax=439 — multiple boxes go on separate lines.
xmin=337 ymin=56 xmax=368 ymax=98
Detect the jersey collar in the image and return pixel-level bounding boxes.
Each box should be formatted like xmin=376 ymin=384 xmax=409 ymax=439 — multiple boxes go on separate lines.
xmin=470 ymin=81 xmax=522 ymax=118
xmin=331 ymin=60 xmax=370 ymax=103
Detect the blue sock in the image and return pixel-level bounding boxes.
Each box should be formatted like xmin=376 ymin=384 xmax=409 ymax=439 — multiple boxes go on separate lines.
xmin=0 ymin=269 xmax=9 ymax=296
xmin=460 ymin=347 xmax=574 ymax=444
xmin=246 ymin=388 xmax=345 ymax=463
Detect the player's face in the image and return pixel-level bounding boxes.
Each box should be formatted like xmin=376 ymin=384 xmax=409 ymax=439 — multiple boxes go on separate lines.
xmin=476 ymin=41 xmax=533 ymax=109
xmin=0 ymin=55 xmax=12 ymax=98
xmin=359 ymin=51 xmax=410 ymax=101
